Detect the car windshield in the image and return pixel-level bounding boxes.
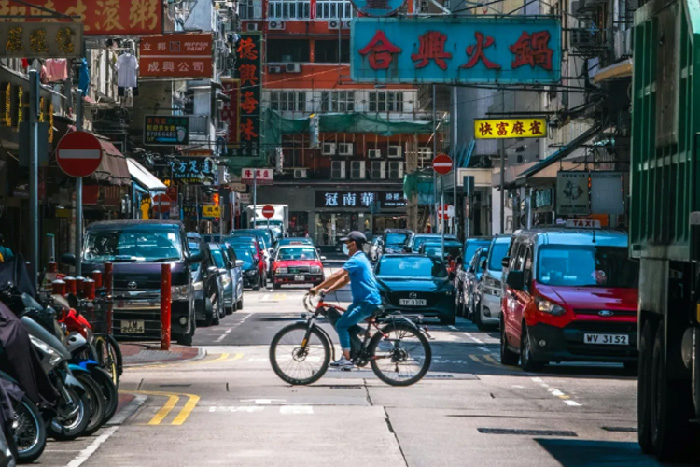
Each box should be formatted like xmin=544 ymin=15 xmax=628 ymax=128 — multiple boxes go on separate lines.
xmin=413 ymin=236 xmax=453 ymax=251
xmin=188 ymin=243 xmax=201 ymax=271
xmin=385 ymin=232 xmax=409 ymax=246
xmin=464 ymin=241 xmax=491 ymax=263
xmin=423 ymin=243 xmax=462 ymax=259
xmin=232 ymin=246 xmax=253 ymax=263
xmin=488 ymin=241 xmax=511 ymax=271
xmin=237 ymin=230 xmax=272 ymax=247
xmin=276 ymin=247 xmax=317 ymax=261
xmin=210 ymin=248 xmax=226 ymax=268
xmin=376 ymin=256 xmax=447 ymax=278
xmin=537 ymin=245 xmax=638 ymax=288
xmin=83 ymin=230 xmax=183 ymax=262
xmin=279 ymin=238 xmax=313 ymax=246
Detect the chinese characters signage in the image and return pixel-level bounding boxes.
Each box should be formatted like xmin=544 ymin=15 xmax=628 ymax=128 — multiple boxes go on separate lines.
xmin=139 ymin=34 xmax=213 ymax=78
xmin=0 ymin=22 xmax=82 ymax=58
xmin=202 ymin=205 xmax=220 ymax=218
xmin=315 ymin=191 xmax=405 ymax=208
xmin=231 ymin=33 xmax=261 ymax=157
xmin=3 ymin=0 xmax=162 ymax=36
xmin=556 ymin=172 xmax=589 ymax=215
xmin=351 ymin=18 xmax=561 ymax=84
xmin=168 ymin=157 xmax=217 ymax=185
xmin=474 ymin=118 xmax=547 ymax=139
xmin=221 ymin=78 xmax=241 ymax=146
xmin=144 ymin=116 xmax=190 ymax=146
xmin=349 ymin=0 xmax=406 ymax=17
xmin=241 ymin=168 xmax=273 ymax=185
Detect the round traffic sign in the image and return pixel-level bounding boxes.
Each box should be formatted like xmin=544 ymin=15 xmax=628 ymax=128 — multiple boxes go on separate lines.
xmin=56 ymin=131 xmax=104 ymax=178
xmin=432 ymin=153 xmax=453 ymax=175
xmin=261 ymin=205 xmax=275 ymax=219
xmin=152 ymin=193 xmax=172 ymax=213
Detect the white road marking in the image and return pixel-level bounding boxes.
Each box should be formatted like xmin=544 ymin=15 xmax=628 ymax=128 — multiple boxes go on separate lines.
xmin=564 ymin=400 xmax=582 ymax=406
xmin=511 ymin=385 xmax=525 ymax=389
xmin=448 ymin=325 xmax=458 ymax=331
xmin=215 ymin=328 xmax=232 ymax=343
xmin=65 ymin=426 xmax=119 ymax=467
xmin=259 ymin=293 xmax=270 ymax=302
xmin=551 ymin=389 xmax=565 ymax=397
xmin=280 ymin=405 xmax=314 ymax=415
xmin=464 ymin=332 xmax=485 ymax=345
xmin=209 ymin=406 xmax=265 ymax=413
xmin=240 ymin=399 xmax=287 ymax=405
xmin=479 ymin=346 xmax=490 ymax=352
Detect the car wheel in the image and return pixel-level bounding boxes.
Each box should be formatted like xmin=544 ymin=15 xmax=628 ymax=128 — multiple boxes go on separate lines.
xmin=500 ymin=317 xmax=519 ymax=365
xmin=474 ymin=304 xmax=486 ymax=331
xmin=236 ymin=294 xmax=244 ymax=310
xmin=273 ymin=282 xmax=281 ymax=290
xmin=211 ymin=301 xmax=220 ymax=326
xmin=176 ymin=330 xmax=193 ymax=346
xmin=520 ymin=324 xmax=544 ymax=372
xmin=252 ymin=275 xmax=261 ymax=291
xmin=203 ymin=298 xmax=214 ymax=327
xmin=440 ymin=314 xmax=456 ymax=325
xmin=455 ymin=291 xmax=465 ymax=317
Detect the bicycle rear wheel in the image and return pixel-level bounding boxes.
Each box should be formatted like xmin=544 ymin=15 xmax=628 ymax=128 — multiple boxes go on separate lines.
xmin=369 ymin=322 xmax=431 ymax=386
xmin=270 ymin=323 xmax=330 ymax=385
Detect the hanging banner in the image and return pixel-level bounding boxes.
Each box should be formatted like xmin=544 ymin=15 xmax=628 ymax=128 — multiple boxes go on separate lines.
xmin=230 ymin=33 xmax=262 ymax=158
xmin=0 ymin=22 xmax=83 ymax=58
xmin=139 ymin=34 xmax=213 ymax=78
xmin=221 ymin=78 xmax=241 ymax=146
xmin=474 ymin=118 xmax=547 ymax=139
xmin=556 ymin=172 xmax=589 ymax=216
xmin=351 ymin=17 xmax=561 ymax=84
xmin=4 ymin=0 xmax=163 ymax=36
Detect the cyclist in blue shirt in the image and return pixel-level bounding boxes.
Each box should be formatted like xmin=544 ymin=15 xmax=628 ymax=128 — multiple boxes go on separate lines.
xmin=310 ymin=231 xmax=382 ymax=369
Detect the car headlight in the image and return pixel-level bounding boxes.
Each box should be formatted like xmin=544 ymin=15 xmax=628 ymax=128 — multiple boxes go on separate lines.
xmin=310 ymin=266 xmax=321 ymax=274
xmin=276 ymin=267 xmax=288 ymax=274
xmin=535 ymin=296 xmax=566 ymax=316
xmin=172 ymin=284 xmax=189 ymax=300
xmin=29 ymin=334 xmax=63 ymax=366
xmin=444 ymin=289 xmax=453 ymax=296
xmin=246 ymin=269 xmax=257 ymax=276
xmin=192 ymin=281 xmax=203 ymax=291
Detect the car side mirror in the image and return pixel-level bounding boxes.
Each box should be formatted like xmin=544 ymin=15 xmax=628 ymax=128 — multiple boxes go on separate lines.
xmin=506 ymin=270 xmax=525 ymax=290
xmin=501 ymin=256 xmax=510 ymax=268
xmin=320 ymin=256 xmax=327 ymax=261
xmin=455 ymin=256 xmax=463 ymax=265
xmin=235 ymin=260 xmax=244 ymax=268
xmin=61 ymin=252 xmax=76 ymax=266
xmin=482 ymin=260 xmax=488 ymax=270
xmin=218 ymin=268 xmax=228 ymax=275
xmin=206 ymin=265 xmax=218 ymax=275
xmin=468 ymin=266 xmax=475 ymax=274
xmin=188 ymin=252 xmax=203 ymax=264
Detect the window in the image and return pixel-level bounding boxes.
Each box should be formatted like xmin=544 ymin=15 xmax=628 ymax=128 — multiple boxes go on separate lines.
xmin=314 ymin=40 xmax=350 ymax=63
xmin=315 ymin=0 xmax=354 ymax=18
xmin=537 ymin=246 xmax=638 ymax=288
xmin=268 ymin=0 xmax=311 ymax=19
xmin=369 ymin=91 xmax=404 ymax=112
xmin=269 ymin=91 xmax=306 ymax=112
xmin=488 ymin=239 xmax=511 ymax=271
xmin=320 ymin=91 xmax=355 ymax=112
xmin=266 ymin=39 xmax=310 ymax=62
xmin=376 ymin=256 xmax=447 ymax=278
xmin=83 ymin=230 xmax=183 ymax=262
xmin=239 ymin=0 xmax=262 ymax=19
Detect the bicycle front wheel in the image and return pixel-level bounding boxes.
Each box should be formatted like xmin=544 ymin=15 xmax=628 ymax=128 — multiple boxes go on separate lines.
xmin=270 ymin=323 xmax=330 ymax=385
xmin=369 ymin=322 xmax=432 ymax=386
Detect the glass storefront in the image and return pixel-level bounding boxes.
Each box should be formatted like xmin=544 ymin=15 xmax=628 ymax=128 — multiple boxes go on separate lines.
xmin=315 ymin=212 xmax=361 ymax=247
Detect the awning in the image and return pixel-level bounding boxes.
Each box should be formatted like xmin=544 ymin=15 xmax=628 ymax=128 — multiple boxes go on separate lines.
xmin=593 ymin=58 xmax=633 ymax=83
xmin=126 ymin=158 xmax=166 ymax=192
xmin=519 ymin=125 xmax=601 ymax=179
xmin=93 ymin=137 xmax=131 ymax=186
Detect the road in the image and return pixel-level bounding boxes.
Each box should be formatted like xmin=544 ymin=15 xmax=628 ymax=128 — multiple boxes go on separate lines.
xmin=42 ymin=264 xmax=666 ymax=466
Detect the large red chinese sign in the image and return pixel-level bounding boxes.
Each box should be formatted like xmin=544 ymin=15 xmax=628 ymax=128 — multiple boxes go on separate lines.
xmin=231 ymin=33 xmax=262 ymax=158
xmin=221 ymin=78 xmax=241 ymax=146
xmin=3 ymin=0 xmax=162 ymax=36
xmin=351 ymin=18 xmax=561 ymax=84
xmin=139 ymin=34 xmax=213 ymax=78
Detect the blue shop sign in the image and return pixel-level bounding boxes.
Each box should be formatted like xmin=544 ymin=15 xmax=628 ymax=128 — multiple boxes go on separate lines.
xmin=351 ymin=17 xmax=561 ymax=84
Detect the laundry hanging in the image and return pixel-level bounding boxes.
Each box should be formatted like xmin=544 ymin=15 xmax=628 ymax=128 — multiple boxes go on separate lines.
xmin=117 ymin=52 xmax=138 ymax=88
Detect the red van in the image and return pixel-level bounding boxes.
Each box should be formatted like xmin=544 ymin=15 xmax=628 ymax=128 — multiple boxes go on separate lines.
xmin=500 ymin=228 xmax=638 ymax=372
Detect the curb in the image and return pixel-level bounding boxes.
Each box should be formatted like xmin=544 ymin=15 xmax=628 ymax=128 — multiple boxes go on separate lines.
xmin=107 ymin=394 xmax=147 ymax=426
xmin=123 ymin=347 xmax=207 ymax=369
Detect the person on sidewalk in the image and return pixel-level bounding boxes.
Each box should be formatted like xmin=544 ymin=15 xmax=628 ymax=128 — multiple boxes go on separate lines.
xmin=310 ymin=231 xmax=382 ymax=370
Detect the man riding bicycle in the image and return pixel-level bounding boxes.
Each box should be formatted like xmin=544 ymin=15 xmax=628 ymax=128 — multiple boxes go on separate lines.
xmin=310 ymin=231 xmax=382 ymax=370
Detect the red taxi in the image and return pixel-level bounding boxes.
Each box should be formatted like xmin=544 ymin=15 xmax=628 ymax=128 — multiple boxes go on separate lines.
xmin=500 ymin=228 xmax=639 ymax=372
xmin=272 ymin=245 xmax=325 ymax=289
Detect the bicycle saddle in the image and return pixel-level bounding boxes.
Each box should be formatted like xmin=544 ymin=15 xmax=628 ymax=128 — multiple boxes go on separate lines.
xmin=370 ymin=305 xmax=387 ymax=318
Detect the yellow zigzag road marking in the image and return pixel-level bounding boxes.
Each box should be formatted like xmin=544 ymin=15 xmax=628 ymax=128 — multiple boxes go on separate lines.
xmin=134 ymin=390 xmax=201 ymax=426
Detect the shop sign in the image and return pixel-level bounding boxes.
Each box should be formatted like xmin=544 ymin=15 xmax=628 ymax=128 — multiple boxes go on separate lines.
xmin=590 ymin=172 xmax=624 ymax=215
xmin=0 ymin=22 xmax=82 ymax=58
xmin=474 ymin=118 xmax=547 ymax=139
xmin=556 ymin=172 xmax=589 ymax=215
xmin=139 ymin=34 xmax=213 ymax=78
xmin=144 ymin=115 xmax=190 ymax=146
xmin=182 ymin=205 xmax=198 ymax=220
xmin=315 ymin=191 xmax=406 ymax=208
xmin=350 ymin=0 xmax=406 ymax=17
xmin=351 ymin=17 xmax=561 ymax=84
xmin=4 ymin=0 xmax=162 ymax=36
xmin=241 ymin=168 xmax=273 ymax=185
xmin=229 ymin=182 xmax=247 ymax=192
xmin=202 ymin=204 xmax=220 ymax=218
xmin=380 ymin=191 xmax=406 ymax=207
xmin=169 ymin=157 xmax=217 ymax=185
xmin=534 ymin=188 xmax=553 ymax=208
xmin=239 ymin=193 xmax=251 ymax=204
xmin=221 ymin=78 xmax=241 ymax=146
xmin=228 ymin=33 xmax=261 ymax=157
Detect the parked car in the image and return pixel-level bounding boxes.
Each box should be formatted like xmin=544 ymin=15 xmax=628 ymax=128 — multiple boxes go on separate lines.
xmin=226 ymin=236 xmax=267 ymax=288
xmin=275 ymin=237 xmax=314 ymax=249
xmin=229 ymin=233 xmax=272 ymax=278
xmin=455 ymin=236 xmax=492 ymax=301
xmin=405 ymin=233 xmax=457 ymax=253
xmin=221 ymin=244 xmax=245 ymax=311
xmin=271 ymin=245 xmax=325 ymax=289
xmin=418 ymin=240 xmax=463 ymax=276
xmin=456 ymin=246 xmax=489 ymax=319
xmin=190 ymin=241 xmax=224 ymax=326
xmin=475 ymin=235 xmax=511 ymax=330
xmin=374 ymin=253 xmax=456 ymax=325
xmin=381 ymin=229 xmax=413 ymax=256
xmin=230 ymin=243 xmax=263 ymax=290
xmin=369 ymin=236 xmax=383 ymax=262
xmin=232 ymin=229 xmax=275 ymax=250
xmin=210 ymin=243 xmax=243 ymax=314
xmin=501 ymin=229 xmax=639 ymax=372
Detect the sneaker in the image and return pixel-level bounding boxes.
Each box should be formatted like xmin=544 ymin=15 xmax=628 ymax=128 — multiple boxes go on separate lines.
xmin=329 ymin=357 xmax=354 ymax=370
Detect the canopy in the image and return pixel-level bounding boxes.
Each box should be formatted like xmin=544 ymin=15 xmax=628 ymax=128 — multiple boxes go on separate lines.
xmin=126 ymin=158 xmax=166 ymax=191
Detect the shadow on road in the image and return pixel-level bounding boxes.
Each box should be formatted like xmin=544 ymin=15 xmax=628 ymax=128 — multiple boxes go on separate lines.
xmin=535 ymin=438 xmax=695 ymax=466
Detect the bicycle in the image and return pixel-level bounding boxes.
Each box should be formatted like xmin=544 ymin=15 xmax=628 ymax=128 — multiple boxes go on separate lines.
xmin=269 ymin=292 xmax=432 ymax=387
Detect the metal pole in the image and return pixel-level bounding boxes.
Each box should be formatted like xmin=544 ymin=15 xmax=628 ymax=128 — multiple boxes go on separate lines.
xmin=452 ymin=86 xmax=457 ymax=236
xmin=195 ymin=187 xmax=200 ymax=232
xmin=75 ymin=90 xmax=83 ymax=277
xmin=432 ymin=85 xmax=438 ymax=232
xmin=28 ymin=71 xmax=39 ymax=289
xmin=253 ymin=169 xmax=258 ymax=229
xmin=499 ymin=89 xmax=505 ymax=234
xmin=440 ymin=176 xmax=445 ymax=259
xmin=160 ymin=263 xmax=171 ymax=350
xmin=465 ymin=179 xmax=471 ymax=240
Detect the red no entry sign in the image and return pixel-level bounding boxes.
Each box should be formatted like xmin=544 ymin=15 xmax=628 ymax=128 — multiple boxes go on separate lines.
xmin=56 ymin=131 xmax=104 ymax=178
xmin=432 ymin=153 xmax=453 ymax=176
xmin=152 ymin=193 xmax=172 ymax=213
xmin=261 ymin=205 xmax=275 ymax=219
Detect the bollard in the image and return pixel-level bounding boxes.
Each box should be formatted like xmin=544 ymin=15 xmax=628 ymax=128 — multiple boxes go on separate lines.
xmin=64 ymin=276 xmax=77 ymax=295
xmin=91 ymin=270 xmax=103 ymax=289
xmin=47 ymin=262 xmax=58 ymax=273
xmin=51 ymin=279 xmax=65 ymax=295
xmin=104 ymin=262 xmax=113 ymax=335
xmin=160 ymin=263 xmax=171 ymax=351
xmin=83 ymin=278 xmax=95 ymax=300
xmin=75 ymin=276 xmax=85 ymax=297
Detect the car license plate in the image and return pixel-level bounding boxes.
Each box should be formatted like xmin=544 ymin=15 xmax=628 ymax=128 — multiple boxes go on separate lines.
xmin=399 ymin=298 xmax=427 ymax=306
xmin=121 ymin=320 xmax=145 ymax=334
xmin=294 ymin=275 xmax=305 ymax=281
xmin=583 ymin=333 xmax=628 ymax=345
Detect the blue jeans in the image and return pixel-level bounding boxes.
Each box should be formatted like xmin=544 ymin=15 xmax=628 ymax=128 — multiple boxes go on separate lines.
xmin=335 ymin=302 xmax=379 ymax=350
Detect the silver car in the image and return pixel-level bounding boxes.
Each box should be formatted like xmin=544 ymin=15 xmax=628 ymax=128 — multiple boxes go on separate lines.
xmin=476 ymin=235 xmax=512 ymax=330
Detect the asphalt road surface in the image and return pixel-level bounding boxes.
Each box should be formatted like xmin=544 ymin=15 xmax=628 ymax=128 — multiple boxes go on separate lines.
xmin=42 ymin=264 xmax=672 ymax=467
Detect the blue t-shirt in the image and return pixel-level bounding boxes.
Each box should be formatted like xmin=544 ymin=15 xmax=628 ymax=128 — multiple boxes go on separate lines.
xmin=343 ymin=251 xmax=382 ymax=305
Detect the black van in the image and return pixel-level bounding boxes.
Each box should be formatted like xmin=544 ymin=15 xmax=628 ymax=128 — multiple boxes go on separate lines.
xmin=64 ymin=220 xmax=200 ymax=345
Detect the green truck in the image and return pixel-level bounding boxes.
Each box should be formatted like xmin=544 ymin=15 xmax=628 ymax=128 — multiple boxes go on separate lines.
xmin=631 ymin=0 xmax=700 ymax=459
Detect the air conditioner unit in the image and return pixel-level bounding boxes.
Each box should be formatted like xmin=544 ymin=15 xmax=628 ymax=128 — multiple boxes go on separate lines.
xmin=331 ymin=161 xmax=346 ymax=179
xmin=613 ymin=28 xmax=633 ymax=59
xmin=371 ymin=161 xmax=386 ymax=179
xmin=268 ymin=65 xmax=283 ymax=74
xmin=570 ymin=28 xmax=597 ymax=50
xmin=322 ymin=142 xmax=336 ymax=155
xmin=350 ymin=161 xmax=366 ymax=179
xmin=245 ymin=23 xmax=259 ymax=32
xmin=285 ymin=63 xmax=302 ymax=73
xmin=367 ymin=149 xmax=382 ymax=159
xmin=294 ymin=168 xmax=308 ymax=178
xmin=342 ymin=20 xmax=352 ymax=29
xmin=388 ymin=161 xmax=404 ymax=179
xmin=269 ymin=20 xmax=285 ymax=30
xmin=338 ymin=142 xmax=354 ymax=156
xmin=387 ymin=145 xmax=402 ymax=158
xmin=328 ymin=19 xmax=341 ymax=29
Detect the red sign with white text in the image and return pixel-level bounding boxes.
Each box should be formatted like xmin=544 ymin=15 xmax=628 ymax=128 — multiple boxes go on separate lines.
xmin=4 ymin=0 xmax=162 ymax=36
xmin=139 ymin=34 xmax=213 ymax=78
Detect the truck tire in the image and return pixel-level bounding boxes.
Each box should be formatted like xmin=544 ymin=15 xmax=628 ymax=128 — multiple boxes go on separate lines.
xmin=637 ymin=320 xmax=654 ymax=454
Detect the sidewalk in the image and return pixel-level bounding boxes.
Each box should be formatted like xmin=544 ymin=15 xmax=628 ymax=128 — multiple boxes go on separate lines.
xmin=121 ymin=343 xmax=204 ymax=366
